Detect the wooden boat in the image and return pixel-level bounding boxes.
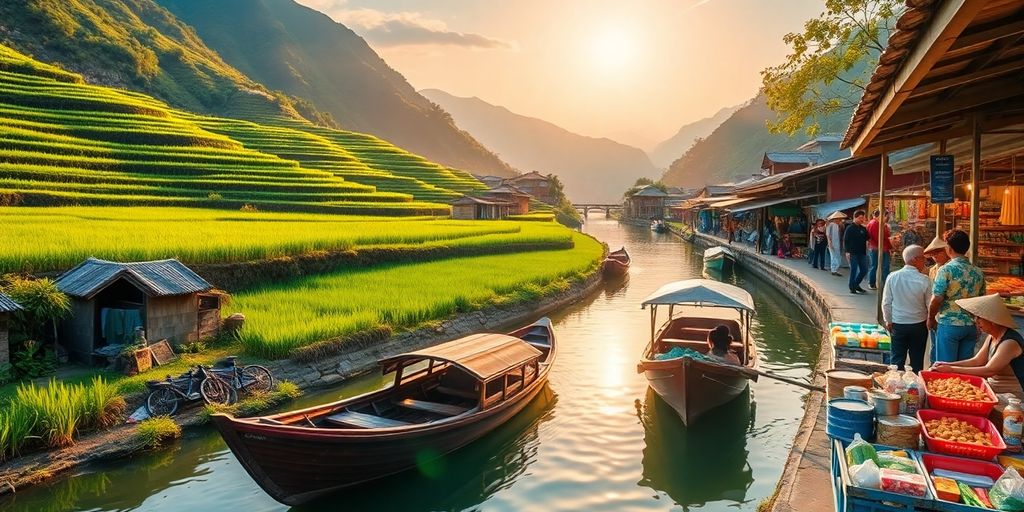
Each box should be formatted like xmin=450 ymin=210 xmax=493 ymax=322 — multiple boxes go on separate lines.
xmin=602 ymin=247 xmax=630 ymax=277
xmin=211 ymin=318 xmax=556 ymax=506
xmin=703 ymin=246 xmax=736 ymax=272
xmin=637 ymin=279 xmax=758 ymax=426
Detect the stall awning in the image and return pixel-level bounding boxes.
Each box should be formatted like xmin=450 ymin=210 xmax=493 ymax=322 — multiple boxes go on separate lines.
xmin=708 ymin=197 xmax=750 ymax=208
xmin=728 ymin=193 xmax=822 ymax=213
xmin=808 ymin=198 xmax=866 ymax=218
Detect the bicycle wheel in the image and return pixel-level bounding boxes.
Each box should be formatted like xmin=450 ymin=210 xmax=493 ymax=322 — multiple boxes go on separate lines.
xmin=240 ymin=365 xmax=274 ymax=394
xmin=146 ymin=387 xmax=179 ymax=417
xmin=201 ymin=377 xmax=236 ymax=406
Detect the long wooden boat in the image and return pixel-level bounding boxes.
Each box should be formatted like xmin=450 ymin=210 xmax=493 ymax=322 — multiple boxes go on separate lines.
xmin=602 ymin=247 xmax=630 ymax=277
xmin=703 ymin=246 xmax=736 ymax=272
xmin=211 ymin=318 xmax=556 ymax=505
xmin=637 ymin=280 xmax=758 ymax=426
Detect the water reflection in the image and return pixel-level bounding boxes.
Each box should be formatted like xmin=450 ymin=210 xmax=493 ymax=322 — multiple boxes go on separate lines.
xmin=297 ymin=386 xmax=557 ymax=511
xmin=637 ymin=387 xmax=756 ymax=509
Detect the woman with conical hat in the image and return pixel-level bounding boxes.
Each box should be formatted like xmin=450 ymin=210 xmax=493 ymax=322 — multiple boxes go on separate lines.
xmin=932 ymin=294 xmax=1024 ymax=389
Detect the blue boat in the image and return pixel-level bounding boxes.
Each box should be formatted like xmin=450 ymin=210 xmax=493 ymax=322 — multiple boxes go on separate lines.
xmin=703 ymin=246 xmax=736 ymax=272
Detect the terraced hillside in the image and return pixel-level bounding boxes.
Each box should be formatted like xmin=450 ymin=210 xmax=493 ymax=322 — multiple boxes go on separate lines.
xmin=0 ymin=44 xmax=487 ymax=215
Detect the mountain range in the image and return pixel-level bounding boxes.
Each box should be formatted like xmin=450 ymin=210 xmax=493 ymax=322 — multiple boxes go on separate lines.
xmin=0 ymin=0 xmax=514 ymax=177
xmin=648 ymin=105 xmax=741 ymax=169
xmin=421 ymin=89 xmax=659 ymax=203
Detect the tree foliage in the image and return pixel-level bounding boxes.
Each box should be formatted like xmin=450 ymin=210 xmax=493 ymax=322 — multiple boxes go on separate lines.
xmin=761 ymin=0 xmax=903 ymax=136
xmin=3 ymin=275 xmax=71 ymax=343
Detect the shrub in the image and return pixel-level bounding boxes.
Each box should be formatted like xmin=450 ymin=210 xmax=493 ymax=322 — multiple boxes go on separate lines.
xmin=240 ymin=203 xmax=258 ymax=212
xmin=83 ymin=376 xmax=125 ymax=429
xmin=16 ymin=378 xmax=83 ymax=448
xmin=11 ymin=339 xmax=56 ymax=379
xmin=0 ymin=401 xmax=37 ymax=461
xmin=135 ymin=416 xmax=181 ymax=449
xmin=207 ymin=192 xmax=223 ymax=201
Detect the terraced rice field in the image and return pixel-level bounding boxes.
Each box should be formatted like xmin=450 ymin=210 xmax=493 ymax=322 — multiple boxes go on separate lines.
xmin=231 ymin=232 xmax=604 ymax=358
xmin=0 ymin=206 xmax=572 ymax=273
xmin=0 ymin=44 xmax=490 ymax=215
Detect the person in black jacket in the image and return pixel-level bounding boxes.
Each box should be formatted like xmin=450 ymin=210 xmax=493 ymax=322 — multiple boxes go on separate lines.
xmin=844 ymin=210 xmax=870 ymax=294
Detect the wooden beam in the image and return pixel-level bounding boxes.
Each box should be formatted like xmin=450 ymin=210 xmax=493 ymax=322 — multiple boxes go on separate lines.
xmin=875 ymin=152 xmax=888 ymax=323
xmin=911 ymin=59 xmax=1024 ymax=96
xmin=948 ymin=17 xmax=1024 ymax=52
xmin=885 ymin=76 xmax=1024 ymax=128
xmin=851 ymin=0 xmax=987 ymax=156
xmin=969 ymin=116 xmax=981 ymax=263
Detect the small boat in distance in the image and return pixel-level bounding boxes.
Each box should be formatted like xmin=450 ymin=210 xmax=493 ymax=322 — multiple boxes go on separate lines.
xmin=703 ymin=246 xmax=736 ymax=272
xmin=650 ymin=219 xmax=668 ymax=233
xmin=211 ymin=318 xmax=556 ymax=506
xmin=602 ymin=247 xmax=630 ymax=277
xmin=637 ymin=279 xmax=758 ymax=426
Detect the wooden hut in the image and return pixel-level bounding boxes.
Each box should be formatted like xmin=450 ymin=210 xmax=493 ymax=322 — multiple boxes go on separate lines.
xmin=482 ymin=184 xmax=531 ymax=215
xmin=0 ymin=292 xmax=21 ymax=365
xmin=625 ymin=185 xmax=669 ymax=219
xmin=451 ymin=196 xmax=513 ymax=220
xmin=55 ymin=258 xmax=221 ymax=362
xmin=506 ymin=171 xmax=555 ymax=204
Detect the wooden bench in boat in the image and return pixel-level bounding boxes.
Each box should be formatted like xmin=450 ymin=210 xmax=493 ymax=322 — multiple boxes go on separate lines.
xmin=397 ymin=398 xmax=470 ymax=416
xmin=326 ymin=410 xmax=411 ymax=429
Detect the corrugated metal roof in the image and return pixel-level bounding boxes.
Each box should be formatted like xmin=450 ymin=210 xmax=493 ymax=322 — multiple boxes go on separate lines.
xmin=764 ymin=151 xmax=822 ymax=165
xmin=0 ymin=292 xmax=21 ymax=313
xmin=380 ymin=333 xmax=543 ymax=381
xmin=632 ymin=185 xmax=669 ymax=197
xmin=55 ymin=258 xmax=212 ymax=299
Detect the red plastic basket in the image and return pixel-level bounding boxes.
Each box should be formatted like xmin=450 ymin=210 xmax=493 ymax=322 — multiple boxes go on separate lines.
xmin=921 ymin=371 xmax=997 ymax=416
xmin=917 ymin=409 xmax=1006 ymax=460
xmin=918 ymin=452 xmax=1005 ymax=505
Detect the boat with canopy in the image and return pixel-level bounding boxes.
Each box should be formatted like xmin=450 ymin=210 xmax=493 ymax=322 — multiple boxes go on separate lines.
xmin=637 ymin=279 xmax=758 ymax=426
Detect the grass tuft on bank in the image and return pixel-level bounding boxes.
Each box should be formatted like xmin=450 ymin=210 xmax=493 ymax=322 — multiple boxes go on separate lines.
xmin=135 ymin=416 xmax=182 ymax=449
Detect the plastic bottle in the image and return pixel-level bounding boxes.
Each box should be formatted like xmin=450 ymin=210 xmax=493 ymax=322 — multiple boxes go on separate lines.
xmin=1004 ymin=398 xmax=1024 ymax=453
xmin=901 ymin=371 xmax=922 ymax=414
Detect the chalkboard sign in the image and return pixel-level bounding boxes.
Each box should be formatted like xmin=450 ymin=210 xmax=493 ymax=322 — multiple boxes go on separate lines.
xmin=149 ymin=339 xmax=177 ymax=366
xmin=930 ymin=155 xmax=955 ymax=204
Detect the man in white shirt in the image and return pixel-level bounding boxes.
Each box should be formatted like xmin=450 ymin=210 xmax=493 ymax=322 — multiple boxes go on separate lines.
xmin=826 ymin=211 xmax=845 ymax=276
xmin=882 ymin=244 xmax=932 ymax=372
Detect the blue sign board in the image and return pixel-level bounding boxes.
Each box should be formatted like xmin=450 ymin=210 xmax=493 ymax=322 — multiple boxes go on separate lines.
xmin=930 ymin=155 xmax=954 ymax=204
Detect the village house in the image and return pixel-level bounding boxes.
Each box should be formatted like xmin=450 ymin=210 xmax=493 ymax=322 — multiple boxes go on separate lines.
xmin=472 ymin=175 xmax=506 ymax=189
xmin=55 ymin=258 xmax=222 ymax=362
xmin=760 ymin=135 xmax=850 ymax=176
xmin=505 ymin=171 xmax=555 ymax=204
xmin=625 ymin=184 xmax=669 ymax=220
xmin=0 ymin=291 xmax=21 ymax=365
xmin=481 ymin=184 xmax=531 ymax=215
xmin=450 ymin=195 xmax=513 ymax=220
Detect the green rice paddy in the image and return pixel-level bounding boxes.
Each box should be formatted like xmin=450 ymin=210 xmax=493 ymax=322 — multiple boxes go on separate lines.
xmin=230 ymin=232 xmax=604 ymax=358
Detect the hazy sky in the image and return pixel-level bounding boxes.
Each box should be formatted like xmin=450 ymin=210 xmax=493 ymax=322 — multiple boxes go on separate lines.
xmin=297 ymin=0 xmax=824 ymax=149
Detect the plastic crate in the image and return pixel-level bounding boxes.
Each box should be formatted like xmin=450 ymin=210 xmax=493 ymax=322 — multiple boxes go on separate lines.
xmin=832 ymin=440 xmax=933 ymax=511
xmin=917 ymin=409 xmax=1006 ymax=460
xmin=920 ymin=371 xmax=997 ymax=416
xmin=918 ymin=452 xmax=1005 ymax=511
xmin=835 ymin=345 xmax=893 ymax=364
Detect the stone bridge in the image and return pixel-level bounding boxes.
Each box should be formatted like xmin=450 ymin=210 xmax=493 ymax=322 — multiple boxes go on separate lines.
xmin=573 ymin=203 xmax=623 ymax=217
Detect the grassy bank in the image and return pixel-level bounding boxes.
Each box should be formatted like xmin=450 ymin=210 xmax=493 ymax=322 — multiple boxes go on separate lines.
xmin=231 ymin=232 xmax=603 ymax=358
xmin=0 ymin=207 xmax=576 ymax=273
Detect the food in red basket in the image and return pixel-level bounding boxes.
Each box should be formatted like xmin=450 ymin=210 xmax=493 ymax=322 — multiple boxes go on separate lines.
xmin=927 ymin=377 xmax=988 ymax=401
xmin=925 ymin=417 xmax=994 ymax=446
xmin=879 ymin=468 xmax=927 ymax=497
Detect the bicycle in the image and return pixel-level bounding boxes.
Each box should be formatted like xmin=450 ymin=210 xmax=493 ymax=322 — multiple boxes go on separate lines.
xmin=145 ymin=365 xmax=237 ymax=416
xmin=210 ymin=356 xmax=274 ymax=395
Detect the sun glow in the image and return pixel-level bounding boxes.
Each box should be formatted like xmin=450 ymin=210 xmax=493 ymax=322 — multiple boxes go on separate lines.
xmin=587 ymin=26 xmax=638 ymax=72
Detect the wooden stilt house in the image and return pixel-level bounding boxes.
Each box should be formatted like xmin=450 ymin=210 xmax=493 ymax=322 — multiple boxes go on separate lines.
xmin=0 ymin=292 xmax=21 ymax=365
xmin=55 ymin=258 xmax=222 ymax=362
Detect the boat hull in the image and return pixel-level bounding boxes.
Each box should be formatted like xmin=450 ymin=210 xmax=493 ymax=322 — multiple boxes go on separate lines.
xmin=640 ymin=357 xmax=752 ymax=426
xmin=703 ymin=247 xmax=735 ymax=273
xmin=213 ymin=377 xmax=549 ymax=505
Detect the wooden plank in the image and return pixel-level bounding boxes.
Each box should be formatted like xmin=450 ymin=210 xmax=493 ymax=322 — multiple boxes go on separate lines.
xmin=149 ymin=338 xmax=176 ymax=366
xmin=436 ymin=385 xmax=478 ymax=400
xmin=397 ymin=399 xmax=469 ymax=416
xmin=325 ymin=411 xmax=410 ymax=429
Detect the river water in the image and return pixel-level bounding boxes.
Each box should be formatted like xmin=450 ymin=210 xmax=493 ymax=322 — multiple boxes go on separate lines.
xmin=2 ymin=218 xmax=821 ymax=512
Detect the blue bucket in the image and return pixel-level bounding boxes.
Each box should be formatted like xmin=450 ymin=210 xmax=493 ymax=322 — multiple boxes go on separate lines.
xmin=827 ymin=398 xmax=875 ymax=423
xmin=826 ymin=422 xmax=874 ymax=442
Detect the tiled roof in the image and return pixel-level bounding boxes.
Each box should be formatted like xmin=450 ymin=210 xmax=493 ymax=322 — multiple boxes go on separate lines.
xmin=55 ymin=258 xmax=212 ymax=299
xmin=0 ymin=292 xmax=21 ymax=313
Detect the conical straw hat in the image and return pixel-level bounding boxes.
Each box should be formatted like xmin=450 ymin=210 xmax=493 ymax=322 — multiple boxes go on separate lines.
xmin=955 ymin=294 xmax=1017 ymax=328
xmin=827 ymin=210 xmax=848 ymax=220
xmin=924 ymin=236 xmax=948 ymax=254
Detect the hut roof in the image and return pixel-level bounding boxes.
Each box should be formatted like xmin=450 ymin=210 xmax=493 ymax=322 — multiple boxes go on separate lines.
xmin=631 ymin=185 xmax=669 ymax=197
xmin=0 ymin=292 xmax=21 ymax=313
xmin=506 ymin=171 xmax=548 ymax=183
xmin=485 ymin=184 xmax=531 ymax=197
xmin=55 ymin=258 xmax=212 ymax=299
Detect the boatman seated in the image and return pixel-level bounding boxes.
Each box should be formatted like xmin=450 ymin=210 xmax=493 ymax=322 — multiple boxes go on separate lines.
xmin=707 ymin=325 xmax=741 ymax=365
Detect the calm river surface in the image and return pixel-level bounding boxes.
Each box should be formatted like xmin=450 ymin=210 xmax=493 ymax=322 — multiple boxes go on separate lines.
xmin=3 ymin=217 xmax=821 ymax=512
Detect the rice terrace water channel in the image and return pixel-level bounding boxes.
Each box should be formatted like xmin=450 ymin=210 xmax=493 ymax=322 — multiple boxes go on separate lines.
xmin=2 ymin=218 xmax=822 ymax=512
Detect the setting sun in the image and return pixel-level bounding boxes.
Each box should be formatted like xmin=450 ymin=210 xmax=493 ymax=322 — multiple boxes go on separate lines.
xmin=588 ymin=26 xmax=638 ymax=72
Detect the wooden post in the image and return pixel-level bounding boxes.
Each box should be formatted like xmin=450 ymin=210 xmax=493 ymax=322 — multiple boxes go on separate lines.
xmin=755 ymin=211 xmax=764 ymax=253
xmin=936 ymin=139 xmax=947 ymax=237
xmin=969 ymin=116 xmax=981 ymax=263
xmin=876 ymin=151 xmax=888 ymax=322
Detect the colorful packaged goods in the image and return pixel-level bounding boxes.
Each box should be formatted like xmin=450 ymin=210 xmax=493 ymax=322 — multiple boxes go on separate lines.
xmin=931 ymin=476 xmax=960 ymax=502
xmin=1000 ymin=455 xmax=1024 ymax=477
xmin=990 ymin=467 xmax=1024 ymax=511
xmin=879 ymin=468 xmax=928 ymax=497
xmin=876 ymin=451 xmax=918 ymax=474
xmin=1006 ymin=398 xmax=1024 ymax=453
xmin=845 ymin=433 xmax=878 ymax=466
xmin=828 ymin=322 xmax=891 ymax=349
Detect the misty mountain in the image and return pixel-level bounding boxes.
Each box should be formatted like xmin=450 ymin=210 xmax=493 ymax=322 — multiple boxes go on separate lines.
xmin=156 ymin=0 xmax=516 ymax=176
xmin=649 ymin=105 xmax=741 ymax=168
xmin=421 ymin=89 xmax=660 ymax=203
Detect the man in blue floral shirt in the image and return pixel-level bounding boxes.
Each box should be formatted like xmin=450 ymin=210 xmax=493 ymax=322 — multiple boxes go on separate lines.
xmin=928 ymin=230 xmax=986 ymax=362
